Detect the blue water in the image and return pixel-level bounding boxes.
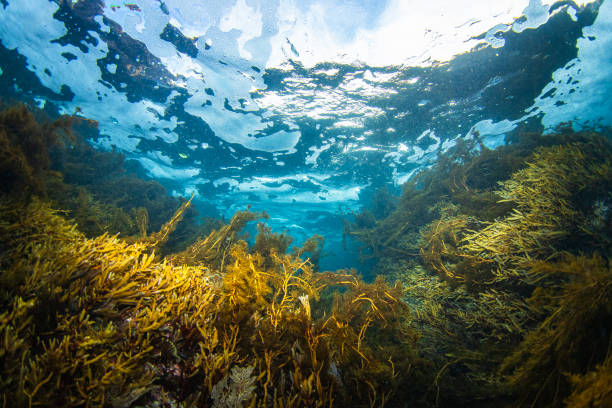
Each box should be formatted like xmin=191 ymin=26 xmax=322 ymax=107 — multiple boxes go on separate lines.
xmin=1 ymin=0 xmax=611 ymax=270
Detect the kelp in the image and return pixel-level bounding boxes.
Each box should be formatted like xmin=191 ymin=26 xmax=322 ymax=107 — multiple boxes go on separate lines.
xmin=293 ymin=234 xmax=325 ymax=271
xmin=421 ymin=140 xmax=612 ymax=287
xmin=391 ymin=261 xmax=525 ymax=406
xmin=0 ymin=104 xmax=221 ymax=253
xmin=168 ymin=210 xmax=266 ymax=270
xmin=348 ymin=127 xmax=612 ymax=407
xmin=565 ymin=353 xmax=612 ymax=408
xmin=0 ymin=195 xmax=422 ymax=407
xmin=344 ymin=135 xmax=528 ymax=261
xmin=250 ymin=222 xmax=294 ymax=269
xmin=3 ymin=103 xmax=612 ymax=407
xmin=46 ymin=132 xmax=205 ymax=243
xmin=415 ymin=137 xmax=612 ymax=407
xmin=500 ymin=254 xmax=612 ymax=407
xmin=0 ymin=104 xmax=74 ymax=197
xmin=345 ymin=126 xmax=610 ymax=262
xmin=138 ymin=194 xmax=194 ymax=250
xmin=0 ymin=198 xmax=211 ymax=407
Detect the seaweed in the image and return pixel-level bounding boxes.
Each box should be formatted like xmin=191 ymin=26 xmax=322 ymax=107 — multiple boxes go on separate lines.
xmin=0 ymin=106 xmax=421 ymax=405
xmin=346 ymin=127 xmax=610 ymax=263
xmin=250 ymin=222 xmax=294 ymax=268
xmin=0 ymin=104 xmax=221 ymax=251
xmin=565 ymin=354 xmax=612 ymax=408
xmin=412 ymin=136 xmax=612 ymax=406
xmin=2 ymin=103 xmax=612 ymax=407
xmin=293 ymin=234 xmax=325 ymax=271
xmin=0 ymin=197 xmax=422 ymax=407
xmin=500 ymin=254 xmax=612 ymax=407
xmin=421 ymin=140 xmax=612 ymax=286
xmin=0 ymin=104 xmax=73 ymax=197
xmin=344 ymin=136 xmax=521 ymax=263
xmin=347 ymin=127 xmax=612 ymax=407
xmin=168 ymin=209 xmax=267 ymax=270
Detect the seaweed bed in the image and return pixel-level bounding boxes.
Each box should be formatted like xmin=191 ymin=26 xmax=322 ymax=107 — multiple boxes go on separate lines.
xmin=1 ymin=104 xmax=611 ymax=407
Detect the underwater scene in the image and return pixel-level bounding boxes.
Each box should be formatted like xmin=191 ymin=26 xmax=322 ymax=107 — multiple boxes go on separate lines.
xmin=1 ymin=0 xmax=612 ymax=407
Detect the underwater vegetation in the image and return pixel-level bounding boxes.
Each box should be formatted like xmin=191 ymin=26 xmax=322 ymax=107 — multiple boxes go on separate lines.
xmin=0 ymin=103 xmax=222 ymax=255
xmin=2 ymin=103 xmax=612 ymax=407
xmin=0 ymin=102 xmax=74 ymax=197
xmin=0 ymin=196 xmax=425 ymax=407
xmin=348 ymin=125 xmax=612 ymax=407
xmin=0 ymin=197 xmax=427 ymax=406
xmin=0 ymin=105 xmax=426 ymax=407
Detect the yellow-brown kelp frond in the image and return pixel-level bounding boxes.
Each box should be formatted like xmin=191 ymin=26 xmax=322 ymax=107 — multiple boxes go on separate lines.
xmin=212 ymin=239 xmax=421 ymax=407
xmin=250 ymin=224 xmax=325 ymax=271
xmin=137 ymin=194 xmax=194 ymax=250
xmin=412 ymin=135 xmax=612 ymax=406
xmin=349 ymin=128 xmax=611 ymax=270
xmin=482 ymin=142 xmax=612 ymax=280
xmin=396 ymin=263 xmax=529 ymax=406
xmin=292 ymin=234 xmax=325 ymax=271
xmin=1 ymin=195 xmax=421 ymax=407
xmin=0 ymin=198 xmax=217 ymax=407
xmin=344 ymin=134 xmax=534 ymax=262
xmin=500 ymin=254 xmax=612 ymax=407
xmin=565 ymin=353 xmax=612 ymax=408
xmin=168 ymin=209 xmax=266 ymax=269
xmin=252 ymin=222 xmax=293 ymax=254
xmin=420 ymin=140 xmax=612 ymax=286
xmin=0 ymin=104 xmax=214 ymax=246
xmin=0 ymin=197 xmax=81 ymax=298
xmin=419 ymin=205 xmax=492 ymax=284
xmin=320 ymin=273 xmax=421 ymax=407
